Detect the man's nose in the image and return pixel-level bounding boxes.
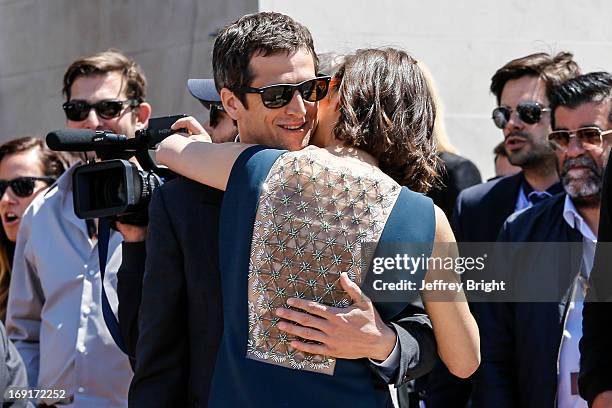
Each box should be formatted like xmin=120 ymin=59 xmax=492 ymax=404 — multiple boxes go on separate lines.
xmin=505 ymin=110 xmax=525 ymax=131
xmin=565 ymin=135 xmax=587 ymax=157
xmin=284 ymin=90 xmax=307 ymax=116
xmin=78 ymin=108 xmax=102 ymax=130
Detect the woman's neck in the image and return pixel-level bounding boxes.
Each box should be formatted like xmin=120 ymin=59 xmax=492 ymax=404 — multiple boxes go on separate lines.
xmin=322 ymin=142 xmax=379 ymax=167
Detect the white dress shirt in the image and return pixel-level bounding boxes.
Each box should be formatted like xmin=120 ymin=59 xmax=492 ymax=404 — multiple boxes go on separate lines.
xmin=6 ymin=165 xmax=131 ymax=407
xmin=557 ymin=195 xmax=596 ymax=408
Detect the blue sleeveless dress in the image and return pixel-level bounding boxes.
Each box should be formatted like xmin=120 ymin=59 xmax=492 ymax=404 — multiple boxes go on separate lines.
xmin=210 ymin=146 xmax=435 ymax=407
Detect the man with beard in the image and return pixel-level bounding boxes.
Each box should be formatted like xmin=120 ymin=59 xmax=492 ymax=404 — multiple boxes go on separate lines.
xmin=453 ymin=52 xmax=580 ymax=243
xmin=424 ymin=52 xmax=579 ymax=408
xmin=472 ymin=72 xmax=612 ymax=408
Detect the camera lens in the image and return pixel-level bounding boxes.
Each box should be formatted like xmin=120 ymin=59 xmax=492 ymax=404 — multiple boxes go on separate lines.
xmin=101 ymin=177 xmax=126 ymax=206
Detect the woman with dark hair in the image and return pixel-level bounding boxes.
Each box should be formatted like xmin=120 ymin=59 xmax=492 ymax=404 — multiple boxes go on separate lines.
xmin=157 ymin=48 xmax=479 ymax=406
xmin=0 ymin=136 xmax=67 ymax=321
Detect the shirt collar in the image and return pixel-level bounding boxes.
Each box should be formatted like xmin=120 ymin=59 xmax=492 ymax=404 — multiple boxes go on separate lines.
xmin=521 ymin=175 xmax=564 ymax=196
xmin=562 ymin=194 xmax=597 ymax=242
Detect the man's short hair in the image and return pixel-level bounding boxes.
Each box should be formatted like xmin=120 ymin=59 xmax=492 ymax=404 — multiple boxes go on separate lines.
xmin=549 ymin=71 xmax=612 ymax=127
xmin=62 ymin=49 xmax=147 ymax=102
xmin=490 ymin=52 xmax=580 ymax=105
xmin=212 ymin=12 xmax=317 ymax=105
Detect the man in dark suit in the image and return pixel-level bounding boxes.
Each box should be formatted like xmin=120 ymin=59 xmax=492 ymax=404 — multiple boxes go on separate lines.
xmin=115 ymin=79 xmax=236 ymax=362
xmin=580 ymin=156 xmax=612 ymax=407
xmin=473 ymin=72 xmax=612 ymax=408
xmin=129 ymin=12 xmax=437 ymax=407
xmin=424 ymin=52 xmax=580 ymax=408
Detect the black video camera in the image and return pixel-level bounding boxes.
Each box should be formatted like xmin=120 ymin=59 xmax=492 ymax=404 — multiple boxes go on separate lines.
xmin=46 ymin=114 xmax=187 ymax=224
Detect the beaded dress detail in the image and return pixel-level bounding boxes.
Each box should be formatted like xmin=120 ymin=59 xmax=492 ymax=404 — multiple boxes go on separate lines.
xmin=246 ymin=147 xmax=401 ymax=374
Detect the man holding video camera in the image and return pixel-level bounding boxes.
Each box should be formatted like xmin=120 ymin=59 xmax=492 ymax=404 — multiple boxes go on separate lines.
xmin=6 ymin=49 xmax=151 ymax=408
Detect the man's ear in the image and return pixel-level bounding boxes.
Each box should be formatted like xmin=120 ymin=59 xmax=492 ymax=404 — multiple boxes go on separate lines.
xmin=135 ymin=102 xmax=152 ymax=130
xmin=220 ymin=88 xmax=244 ymax=121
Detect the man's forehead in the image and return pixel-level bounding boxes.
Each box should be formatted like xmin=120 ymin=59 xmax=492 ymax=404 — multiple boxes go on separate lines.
xmin=70 ymin=71 xmax=126 ymax=100
xmin=248 ymin=49 xmax=316 ymax=87
xmin=500 ymin=75 xmax=548 ymax=106
xmin=554 ymin=101 xmax=611 ymax=129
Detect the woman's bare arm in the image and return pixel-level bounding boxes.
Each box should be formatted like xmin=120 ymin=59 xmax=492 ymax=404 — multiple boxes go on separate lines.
xmin=155 ymin=117 xmax=252 ymax=191
xmin=422 ymin=206 xmax=481 ymax=378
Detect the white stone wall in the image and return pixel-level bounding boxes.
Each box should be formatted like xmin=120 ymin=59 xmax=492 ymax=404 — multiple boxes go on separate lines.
xmin=259 ymin=0 xmax=612 ymax=178
xmin=2 ymin=0 xmax=611 ymax=178
xmin=0 ymin=0 xmax=256 ymax=143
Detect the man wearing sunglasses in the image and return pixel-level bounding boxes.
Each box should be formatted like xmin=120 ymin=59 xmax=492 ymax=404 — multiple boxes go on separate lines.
xmin=6 ymin=49 xmax=151 ymax=407
xmin=130 ymin=12 xmax=436 ymax=408
xmin=453 ymin=52 xmax=580 ymax=243
xmin=472 ymin=72 xmax=612 ymax=408
xmin=424 ymin=52 xmax=580 ymax=408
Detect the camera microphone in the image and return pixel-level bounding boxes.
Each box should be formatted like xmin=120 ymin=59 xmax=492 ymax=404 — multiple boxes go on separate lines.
xmin=46 ymin=129 xmax=128 ymax=152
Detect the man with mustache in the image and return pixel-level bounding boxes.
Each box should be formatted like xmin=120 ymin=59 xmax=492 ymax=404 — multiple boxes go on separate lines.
xmin=424 ymin=52 xmax=579 ymax=408
xmin=453 ymin=52 xmax=580 ymax=243
xmin=473 ymin=71 xmax=612 ymax=408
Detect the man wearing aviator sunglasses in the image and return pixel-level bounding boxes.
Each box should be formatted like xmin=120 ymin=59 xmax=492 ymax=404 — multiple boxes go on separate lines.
xmin=431 ymin=52 xmax=580 ymax=408
xmin=474 ymin=72 xmax=612 ymax=408
xmin=6 ymin=49 xmax=151 ymax=408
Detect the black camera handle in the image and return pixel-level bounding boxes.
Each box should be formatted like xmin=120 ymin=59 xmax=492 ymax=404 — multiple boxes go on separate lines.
xmin=98 ymin=217 xmax=133 ymax=358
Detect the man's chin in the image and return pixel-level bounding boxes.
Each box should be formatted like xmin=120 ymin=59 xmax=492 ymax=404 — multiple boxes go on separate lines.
xmin=281 ymin=131 xmax=311 ymax=152
xmin=564 ymin=179 xmax=602 ymax=208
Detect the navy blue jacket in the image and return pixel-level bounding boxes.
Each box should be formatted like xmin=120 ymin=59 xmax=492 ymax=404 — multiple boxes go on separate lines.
xmin=472 ymin=193 xmax=582 ymax=408
xmin=452 ymin=172 xmax=523 ymax=243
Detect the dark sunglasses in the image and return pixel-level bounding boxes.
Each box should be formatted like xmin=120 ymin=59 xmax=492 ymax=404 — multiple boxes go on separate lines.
xmin=548 ymin=127 xmax=612 ymax=150
xmin=492 ymin=102 xmax=551 ymax=129
xmin=0 ymin=176 xmax=56 ymax=198
xmin=235 ymin=76 xmax=331 ymax=109
xmin=63 ymin=99 xmax=138 ymax=121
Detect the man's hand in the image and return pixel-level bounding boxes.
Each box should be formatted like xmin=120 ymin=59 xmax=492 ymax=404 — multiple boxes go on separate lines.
xmin=275 ymin=272 xmax=396 ymax=361
xmin=115 ymin=222 xmax=147 ymax=242
xmin=593 ymin=391 xmax=612 ymax=408
xmin=171 ymin=116 xmax=212 ymax=142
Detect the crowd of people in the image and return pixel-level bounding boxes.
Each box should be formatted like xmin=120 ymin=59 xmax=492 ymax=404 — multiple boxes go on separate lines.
xmin=0 ymin=10 xmax=609 ymax=408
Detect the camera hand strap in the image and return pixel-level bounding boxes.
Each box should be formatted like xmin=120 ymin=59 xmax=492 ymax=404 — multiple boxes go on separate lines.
xmin=98 ymin=217 xmax=131 ymax=357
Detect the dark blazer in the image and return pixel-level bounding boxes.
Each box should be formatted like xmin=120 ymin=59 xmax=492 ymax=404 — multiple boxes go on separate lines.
xmin=129 ymin=178 xmax=225 ymax=407
xmin=128 ymin=177 xmax=438 ymax=407
xmin=117 ymin=240 xmax=146 ymax=365
xmin=452 ymin=171 xmax=523 ymax=242
xmin=472 ymin=193 xmax=582 ymax=408
xmin=579 ymin=156 xmax=612 ymax=406
xmin=427 ymin=152 xmax=482 ymax=221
